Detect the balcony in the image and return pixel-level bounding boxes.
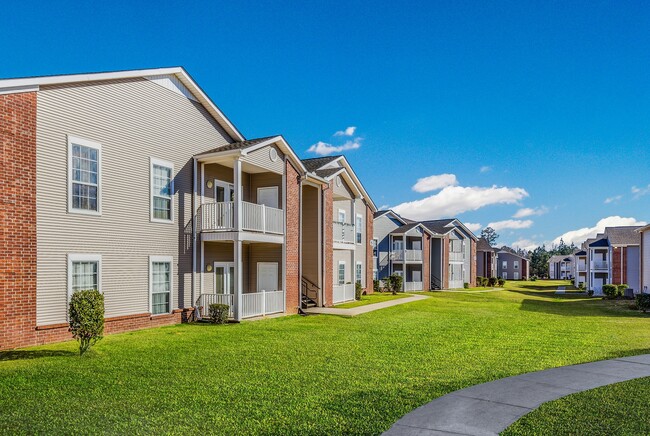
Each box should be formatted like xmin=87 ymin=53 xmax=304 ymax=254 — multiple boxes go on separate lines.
xmin=333 ymin=283 xmax=355 ymax=304
xmin=404 ymin=281 xmax=423 ymax=291
xmin=592 ymin=260 xmax=609 ymax=270
xmin=196 ymin=290 xmax=284 ymax=319
xmin=577 ymin=262 xmax=587 ymax=272
xmin=449 ymin=251 xmax=464 ymax=262
xmin=333 ymin=221 xmax=355 ymax=244
xmin=391 ymin=249 xmax=423 ymax=262
xmin=197 ymin=201 xmax=284 ymax=234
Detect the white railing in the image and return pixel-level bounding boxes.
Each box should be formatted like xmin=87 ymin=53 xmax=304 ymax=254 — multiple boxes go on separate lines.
xmin=391 ymin=250 xmax=404 ymax=261
xmin=333 ymin=283 xmax=355 ymax=304
xmin=196 ymin=293 xmax=234 ymax=318
xmin=405 ymin=250 xmax=423 ymax=261
xmin=404 ymin=281 xmax=423 ymax=291
xmin=449 ymin=251 xmax=464 ymax=262
xmin=199 ymin=202 xmax=234 ymax=231
xmin=577 ymin=262 xmax=587 ymax=271
xmin=592 ymin=261 xmax=608 ymax=270
xmin=333 ymin=221 xmax=355 ymax=243
xmin=199 ymin=201 xmax=284 ymax=234
xmin=241 ymin=290 xmax=285 ymax=318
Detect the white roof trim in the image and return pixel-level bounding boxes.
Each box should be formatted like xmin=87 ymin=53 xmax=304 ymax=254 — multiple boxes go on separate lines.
xmin=0 ymin=67 xmax=245 ymax=141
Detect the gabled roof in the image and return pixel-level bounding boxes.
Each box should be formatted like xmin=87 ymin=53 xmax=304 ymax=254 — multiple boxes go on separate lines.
xmin=302 ymin=156 xmax=341 ymax=172
xmin=374 ymin=210 xmax=408 ymax=225
xmin=389 ymin=223 xmax=436 ymax=236
xmin=589 ymin=238 xmax=609 ymax=248
xmin=476 ymin=238 xmax=494 ymax=252
xmin=314 ymin=168 xmax=343 ymax=178
xmin=420 ymin=218 xmax=478 ymax=241
xmin=575 ymin=250 xmax=587 ymax=256
xmin=604 ymin=226 xmax=642 ymax=246
xmin=0 ymin=67 xmax=245 ymax=142
xmin=194 ymin=136 xmax=278 ymax=155
xmin=497 ymin=246 xmax=529 ymax=259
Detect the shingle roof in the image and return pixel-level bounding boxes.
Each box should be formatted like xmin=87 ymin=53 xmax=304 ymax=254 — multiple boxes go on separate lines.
xmin=389 ymin=223 xmax=423 ymax=234
xmin=314 ymin=168 xmax=342 ymax=178
xmin=498 ymin=246 xmax=529 ymax=259
xmin=589 ymin=238 xmax=609 ymax=248
xmin=605 ymin=226 xmax=642 ymax=246
xmin=421 ymin=219 xmax=456 ymax=234
xmin=194 ymin=136 xmax=278 ymax=156
xmin=301 ymin=156 xmax=341 ymax=172
xmin=575 ymin=250 xmax=586 ymax=255
xmin=476 ymin=237 xmax=494 ymax=252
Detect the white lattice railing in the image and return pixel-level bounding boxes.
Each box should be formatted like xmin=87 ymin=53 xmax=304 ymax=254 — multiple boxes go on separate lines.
xmin=333 ymin=284 xmax=355 ymax=304
xmin=196 ymin=293 xmax=234 ymax=318
xmin=199 ymin=201 xmax=284 ymax=234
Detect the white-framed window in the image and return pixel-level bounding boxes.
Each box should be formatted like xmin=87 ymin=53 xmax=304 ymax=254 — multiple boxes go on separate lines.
xmin=503 ymin=272 xmax=508 ymax=280
xmin=356 ymin=214 xmax=363 ymax=244
xmin=502 ymin=260 xmax=507 ymax=269
xmin=514 ymin=272 xmax=519 ymax=280
xmin=514 ymin=260 xmax=519 ymax=270
xmin=68 ymin=254 xmax=102 ymax=299
xmin=257 ymin=186 xmax=279 ymax=208
xmin=338 ymin=261 xmax=346 ymax=285
xmin=151 ymin=158 xmax=174 ymax=223
xmin=338 ymin=209 xmax=346 ymax=224
xmin=356 ymin=261 xmax=363 ymax=284
xmin=150 ymin=256 xmax=173 ymax=315
xmin=68 ymin=136 xmax=101 ymax=215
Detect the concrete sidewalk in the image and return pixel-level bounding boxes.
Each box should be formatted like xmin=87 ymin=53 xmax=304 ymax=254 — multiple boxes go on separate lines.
xmin=384 ymin=354 xmax=650 ymax=435
xmin=303 ymin=294 xmax=427 ymax=317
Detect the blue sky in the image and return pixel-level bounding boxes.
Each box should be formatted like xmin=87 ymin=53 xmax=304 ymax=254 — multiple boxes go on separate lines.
xmin=3 ymin=0 xmax=650 ymax=248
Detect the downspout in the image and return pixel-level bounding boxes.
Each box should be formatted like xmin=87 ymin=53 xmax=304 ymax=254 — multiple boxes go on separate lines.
xmin=298 ymin=172 xmax=303 ymax=309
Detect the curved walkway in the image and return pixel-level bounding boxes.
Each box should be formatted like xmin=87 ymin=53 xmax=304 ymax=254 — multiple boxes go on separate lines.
xmin=384 ymin=354 xmax=650 ymax=435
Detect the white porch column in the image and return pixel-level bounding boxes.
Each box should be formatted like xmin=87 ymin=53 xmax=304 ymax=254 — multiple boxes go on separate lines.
xmin=234 ymin=237 xmax=243 ymax=321
xmin=402 ymin=234 xmax=407 ymax=290
xmin=234 ymin=158 xmax=242 ymax=231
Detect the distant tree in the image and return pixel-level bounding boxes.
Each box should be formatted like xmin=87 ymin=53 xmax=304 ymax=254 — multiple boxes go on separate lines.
xmin=529 ymin=245 xmax=551 ymax=278
xmin=480 ymin=227 xmax=499 ymax=246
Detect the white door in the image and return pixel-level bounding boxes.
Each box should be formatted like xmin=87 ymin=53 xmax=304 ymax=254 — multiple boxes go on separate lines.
xmin=593 ymin=278 xmax=603 ymax=295
xmin=213 ymin=180 xmax=234 ymax=203
xmin=214 ymin=262 xmax=235 ymax=294
xmin=257 ymin=187 xmax=278 ymax=208
xmin=393 ymin=240 xmax=403 ymax=251
xmin=257 ymin=262 xmax=278 ymax=293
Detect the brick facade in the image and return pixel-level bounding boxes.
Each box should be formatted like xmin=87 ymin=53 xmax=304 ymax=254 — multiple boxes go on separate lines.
xmin=1 ymin=92 xmax=38 ymax=350
xmin=612 ymin=247 xmax=627 ymax=285
xmin=323 ymin=182 xmax=333 ymax=306
xmin=285 ymin=160 xmax=301 ymax=313
xmin=365 ymin=204 xmax=374 ymax=294
xmin=423 ymin=234 xmax=431 ymax=290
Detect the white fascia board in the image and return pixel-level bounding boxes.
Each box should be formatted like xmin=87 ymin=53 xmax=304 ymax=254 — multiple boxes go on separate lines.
xmin=243 ymin=135 xmax=307 ymax=174
xmin=335 ymin=157 xmax=377 ymax=212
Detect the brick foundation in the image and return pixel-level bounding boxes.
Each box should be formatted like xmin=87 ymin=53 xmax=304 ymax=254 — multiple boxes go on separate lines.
xmin=0 ymin=92 xmax=38 ymax=350
xmin=285 ymin=160 xmax=301 ymax=313
xmin=365 ymin=204 xmax=374 ymax=294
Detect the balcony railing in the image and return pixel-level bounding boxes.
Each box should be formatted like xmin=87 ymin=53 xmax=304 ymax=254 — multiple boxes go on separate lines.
xmin=333 ymin=283 xmax=355 ymax=304
xmin=449 ymin=251 xmax=464 ymax=262
xmin=592 ymin=261 xmax=609 ymax=270
xmin=333 ymin=221 xmax=355 ymax=244
xmin=577 ymin=263 xmax=587 ymax=271
xmin=198 ymin=201 xmax=284 ymax=234
xmin=196 ymin=293 xmax=234 ymax=318
xmin=196 ymin=291 xmax=284 ymax=319
xmin=404 ymin=281 xmax=423 ymax=291
xmin=391 ymin=249 xmax=423 ymax=262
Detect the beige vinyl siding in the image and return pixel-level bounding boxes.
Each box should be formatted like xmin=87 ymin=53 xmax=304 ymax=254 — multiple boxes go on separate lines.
xmin=333 ymin=250 xmax=353 ymax=284
xmin=250 ymin=172 xmax=283 ymax=206
xmin=248 ymin=243 xmax=283 ymax=292
xmin=333 ymin=199 xmax=352 ymax=224
xmin=36 ymin=77 xmax=232 ymax=325
xmin=301 ymin=186 xmax=320 ymax=285
xmin=241 ymin=144 xmax=284 ymax=174
xmin=333 ymin=175 xmax=353 ymax=199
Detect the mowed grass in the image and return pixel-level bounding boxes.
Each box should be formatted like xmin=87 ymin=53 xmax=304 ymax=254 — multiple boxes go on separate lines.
xmin=335 ymin=291 xmax=409 ymax=308
xmin=1 ymin=280 xmax=650 ymax=435
xmin=503 ymin=377 xmax=650 ymax=435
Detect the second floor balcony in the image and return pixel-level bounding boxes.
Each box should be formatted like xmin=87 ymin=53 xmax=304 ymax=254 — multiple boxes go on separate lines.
xmin=449 ymin=251 xmax=464 ymax=262
xmin=391 ymin=249 xmax=423 ymax=262
xmin=591 ymin=260 xmax=609 ymax=270
xmin=333 ymin=221 xmax=355 ymax=244
xmin=198 ymin=201 xmax=284 ymax=234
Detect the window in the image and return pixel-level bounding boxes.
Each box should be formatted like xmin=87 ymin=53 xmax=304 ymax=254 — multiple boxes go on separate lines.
xmin=151 ymin=158 xmax=174 ymax=222
xmin=502 ymin=260 xmax=507 ymax=269
xmin=372 ymin=239 xmax=378 ymax=257
xmin=513 ymin=272 xmax=519 ymax=280
xmin=356 ymin=262 xmax=363 ymax=284
xmin=338 ymin=261 xmax=346 ymax=285
xmin=338 ymin=209 xmax=346 ymax=223
xmin=257 ymin=186 xmax=279 ymax=208
xmin=356 ymin=214 xmax=363 ymax=244
xmin=514 ymin=260 xmax=519 ymax=270
xmin=150 ymin=256 xmax=173 ymax=314
xmin=68 ymin=136 xmax=101 ymax=215
xmin=68 ymin=254 xmax=101 ymax=298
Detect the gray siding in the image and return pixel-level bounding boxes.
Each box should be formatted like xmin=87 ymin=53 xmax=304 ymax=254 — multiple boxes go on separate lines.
xmin=373 ymin=214 xmax=402 ymax=279
xmin=241 ymin=144 xmax=284 ymax=174
xmin=36 ymin=77 xmax=232 ymax=325
xmin=627 ymin=246 xmax=640 ymax=292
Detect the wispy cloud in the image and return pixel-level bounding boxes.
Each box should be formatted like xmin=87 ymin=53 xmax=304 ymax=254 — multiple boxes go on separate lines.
xmin=632 ymin=184 xmax=650 ymax=199
xmin=307 ymin=139 xmax=362 ymax=155
xmin=464 ymin=222 xmax=482 ymax=232
xmin=511 ymin=238 xmax=539 ymax=251
xmin=334 ymin=126 xmax=356 ymax=137
xmin=604 ymin=195 xmax=622 ymax=204
xmin=412 ymin=174 xmax=458 ymax=193
xmin=487 ymin=219 xmax=534 ymax=231
xmin=513 ymin=206 xmax=548 ymax=218
xmin=393 ymin=184 xmax=528 ymax=221
xmin=550 ymin=216 xmax=647 ymax=246
xmin=480 ymin=166 xmax=492 ymax=173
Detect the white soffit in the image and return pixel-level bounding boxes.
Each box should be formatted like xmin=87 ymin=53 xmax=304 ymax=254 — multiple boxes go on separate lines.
xmin=145 ymin=74 xmax=198 ymax=101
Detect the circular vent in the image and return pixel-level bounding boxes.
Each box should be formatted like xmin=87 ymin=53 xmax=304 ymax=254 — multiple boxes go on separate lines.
xmin=336 ymin=176 xmax=342 ymax=187
xmin=269 ymin=148 xmax=278 ymax=162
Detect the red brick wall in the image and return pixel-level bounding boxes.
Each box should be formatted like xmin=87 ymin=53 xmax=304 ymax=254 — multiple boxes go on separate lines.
xmin=470 ymin=239 xmax=477 ymax=287
xmin=0 ymin=92 xmax=38 ymax=350
xmin=285 ymin=161 xmax=301 ymax=313
xmin=323 ymin=182 xmax=333 ymax=306
xmin=442 ymin=235 xmax=450 ymax=289
xmin=423 ymin=234 xmax=431 ymax=290
xmin=611 ymin=247 xmax=628 ymax=285
xmin=365 ymin=204 xmax=374 ymax=294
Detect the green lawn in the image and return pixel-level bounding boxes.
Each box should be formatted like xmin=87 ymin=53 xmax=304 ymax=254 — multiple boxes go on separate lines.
xmin=503 ymin=377 xmax=650 ymax=435
xmin=2 ymin=280 xmax=650 ymax=435
xmin=334 ymin=291 xmax=409 ymax=308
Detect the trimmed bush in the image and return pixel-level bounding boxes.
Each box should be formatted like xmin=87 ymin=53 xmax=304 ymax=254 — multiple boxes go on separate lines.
xmin=617 ymin=284 xmax=628 ymax=296
xmin=497 ymin=279 xmax=505 ymax=287
xmin=355 ymin=282 xmax=363 ymax=300
xmin=208 ymin=303 xmax=229 ymax=324
xmin=488 ymin=277 xmax=498 ymax=287
xmin=602 ymin=284 xmax=618 ymax=298
xmin=635 ymin=294 xmax=650 ymax=312
xmin=373 ymin=279 xmax=381 ymax=293
xmin=68 ymin=289 xmax=105 ymax=356
xmin=587 ymin=289 xmax=594 ymax=296
xmin=530 ymin=275 xmax=538 ymax=282
xmin=463 ymin=282 xmax=470 ymax=289
xmin=481 ymin=277 xmax=489 ymax=286
xmin=578 ymin=282 xmax=585 ymax=291
xmin=388 ymin=274 xmax=403 ymax=295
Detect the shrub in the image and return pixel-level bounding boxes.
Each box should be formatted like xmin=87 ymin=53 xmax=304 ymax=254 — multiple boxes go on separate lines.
xmin=498 ymin=279 xmax=505 ymax=287
xmin=463 ymin=282 xmax=469 ymax=289
xmin=488 ymin=277 xmax=498 ymax=287
xmin=617 ymin=284 xmax=628 ymax=296
xmin=578 ymin=282 xmax=585 ymax=291
xmin=355 ymin=282 xmax=363 ymax=300
xmin=602 ymin=284 xmax=618 ymax=298
xmin=68 ymin=289 xmax=105 ymax=356
xmin=208 ymin=303 xmax=229 ymax=324
xmin=388 ymin=274 xmax=403 ymax=295
xmin=481 ymin=277 xmax=489 ymax=286
xmin=587 ymin=289 xmax=594 ymax=296
xmin=373 ymin=279 xmax=381 ymax=293
xmin=530 ymin=275 xmax=537 ymax=282
xmin=635 ymin=294 xmax=650 ymax=313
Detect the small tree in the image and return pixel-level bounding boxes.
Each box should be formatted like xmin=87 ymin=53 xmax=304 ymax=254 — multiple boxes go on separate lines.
xmin=373 ymin=279 xmax=381 ymax=293
xmin=355 ymin=282 xmax=363 ymax=300
xmin=389 ymin=274 xmax=403 ymax=295
xmin=68 ymin=289 xmax=105 ymax=356
xmin=480 ymin=227 xmax=499 ymax=246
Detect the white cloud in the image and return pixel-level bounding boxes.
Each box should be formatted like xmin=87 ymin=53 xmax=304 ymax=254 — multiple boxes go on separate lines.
xmin=550 ymin=216 xmax=647 ymax=246
xmin=604 ymin=195 xmax=622 ymax=204
xmin=513 ymin=206 xmax=548 ymax=218
xmin=480 ymin=166 xmax=492 ymax=173
xmin=464 ymin=222 xmax=482 ymax=232
xmin=511 ymin=238 xmax=539 ymax=251
xmin=334 ymin=126 xmax=357 ymax=137
xmin=412 ymin=174 xmax=458 ymax=193
xmin=307 ymin=139 xmax=362 ymax=156
xmin=632 ymin=184 xmax=650 ymax=199
xmin=487 ymin=219 xmax=534 ymax=231
xmin=392 ymin=185 xmax=529 ymax=221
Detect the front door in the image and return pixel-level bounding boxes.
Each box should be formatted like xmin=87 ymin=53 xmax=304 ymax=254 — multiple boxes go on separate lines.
xmin=593 ymin=278 xmax=603 ymax=295
xmin=214 ymin=262 xmax=235 ymax=294
xmin=257 ymin=262 xmax=278 ymax=293
xmin=213 ymin=180 xmax=235 ymax=203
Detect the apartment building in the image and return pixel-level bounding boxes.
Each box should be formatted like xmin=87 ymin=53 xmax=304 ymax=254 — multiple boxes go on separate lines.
xmin=548 ymin=255 xmax=574 ymax=280
xmin=476 ymin=237 xmax=498 ymax=278
xmin=496 ymin=247 xmax=529 ymax=280
xmin=0 ymin=68 xmax=375 ymax=350
xmin=638 ymin=225 xmax=650 ymax=294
